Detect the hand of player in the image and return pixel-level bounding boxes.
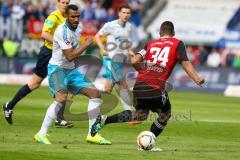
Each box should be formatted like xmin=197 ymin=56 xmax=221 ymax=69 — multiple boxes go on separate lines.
xmin=128 ymin=49 xmax=135 ymax=57
xmin=195 ymin=76 xmax=205 ymax=86
xmin=85 ymin=36 xmax=93 ymax=46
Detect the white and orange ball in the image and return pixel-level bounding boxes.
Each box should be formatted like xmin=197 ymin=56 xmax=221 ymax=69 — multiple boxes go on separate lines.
xmin=137 ymin=131 xmax=156 ymax=150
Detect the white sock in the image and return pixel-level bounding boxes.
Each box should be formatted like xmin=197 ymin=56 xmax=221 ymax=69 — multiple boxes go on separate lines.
xmin=119 ymin=89 xmax=132 ymax=111
xmin=37 ymin=101 xmax=62 ymax=136
xmin=88 ymin=98 xmax=102 ymax=133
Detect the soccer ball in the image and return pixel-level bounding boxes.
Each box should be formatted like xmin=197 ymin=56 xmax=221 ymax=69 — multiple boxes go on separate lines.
xmin=137 ymin=131 xmax=156 ymax=150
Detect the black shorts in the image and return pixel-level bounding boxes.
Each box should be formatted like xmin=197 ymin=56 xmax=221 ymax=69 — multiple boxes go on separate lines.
xmin=133 ymin=82 xmax=171 ymax=114
xmin=32 ymin=46 xmax=52 ymax=78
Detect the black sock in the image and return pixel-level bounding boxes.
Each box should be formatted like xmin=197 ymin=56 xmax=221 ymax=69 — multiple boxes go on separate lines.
xmin=150 ymin=119 xmax=167 ymax=137
xmin=8 ymin=84 xmax=32 ymax=110
xmin=57 ymin=106 xmax=65 ymax=121
xmin=105 ymin=110 xmax=132 ymax=125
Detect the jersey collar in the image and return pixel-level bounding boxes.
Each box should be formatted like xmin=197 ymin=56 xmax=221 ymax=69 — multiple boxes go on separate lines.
xmin=161 ymin=36 xmax=172 ymax=38
xmin=118 ymin=20 xmax=126 ymax=28
xmin=65 ymin=22 xmax=77 ymax=32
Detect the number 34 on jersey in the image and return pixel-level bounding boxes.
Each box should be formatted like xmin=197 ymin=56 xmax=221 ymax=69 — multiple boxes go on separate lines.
xmin=147 ymin=47 xmax=170 ymax=67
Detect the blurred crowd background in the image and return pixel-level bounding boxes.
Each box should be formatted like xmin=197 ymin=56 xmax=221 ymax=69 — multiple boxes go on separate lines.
xmin=0 ymin=0 xmax=240 ymax=75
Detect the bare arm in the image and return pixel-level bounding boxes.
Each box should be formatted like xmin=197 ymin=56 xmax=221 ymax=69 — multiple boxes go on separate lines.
xmin=41 ymin=31 xmax=53 ymax=43
xmin=181 ymin=61 xmax=205 ymax=86
xmin=94 ymin=33 xmax=108 ymax=56
xmin=63 ymin=37 xmax=93 ymax=61
xmin=129 ymin=50 xmax=143 ymax=71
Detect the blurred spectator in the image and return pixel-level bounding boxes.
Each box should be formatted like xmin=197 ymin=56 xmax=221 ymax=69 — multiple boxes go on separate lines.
xmin=93 ymin=0 xmax=107 ymax=26
xmin=81 ymin=0 xmax=95 ymax=22
xmin=129 ymin=0 xmax=147 ymax=42
xmin=198 ymin=45 xmax=208 ymax=66
xmin=207 ymin=48 xmax=221 ymax=67
xmin=45 ymin=0 xmax=57 ymax=15
xmin=35 ymin=6 xmax=46 ymax=20
xmin=0 ymin=1 xmax=2 ymax=13
xmin=0 ymin=0 xmax=237 ymax=69
xmin=191 ymin=46 xmax=200 ymax=65
xmin=1 ymin=0 xmax=11 ymax=19
xmin=32 ymin=0 xmax=48 ymax=9
xmin=129 ymin=0 xmax=141 ymax=27
xmin=106 ymin=8 xmax=117 ymax=22
xmin=233 ymin=55 xmax=240 ymax=68
xmin=70 ymin=0 xmax=86 ymax=10
xmin=11 ymin=0 xmax=25 ymax=41
xmin=11 ymin=0 xmax=25 ymax=20
xmin=27 ymin=14 xmax=44 ymax=39
xmin=31 ymin=0 xmax=48 ymax=20
xmin=186 ymin=46 xmax=194 ymax=62
xmin=102 ymin=0 xmax=113 ymax=10
xmin=0 ymin=0 xmax=11 ymax=39
xmin=23 ymin=3 xmax=36 ymax=21
xmin=226 ymin=54 xmax=236 ymax=67
xmin=221 ymin=49 xmax=239 ymax=67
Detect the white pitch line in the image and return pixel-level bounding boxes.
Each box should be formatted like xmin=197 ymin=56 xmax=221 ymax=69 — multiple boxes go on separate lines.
xmin=198 ymin=119 xmax=240 ymax=124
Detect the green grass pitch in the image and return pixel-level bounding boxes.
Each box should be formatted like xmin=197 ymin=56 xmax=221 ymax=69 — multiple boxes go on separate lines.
xmin=0 ymin=84 xmax=240 ymax=160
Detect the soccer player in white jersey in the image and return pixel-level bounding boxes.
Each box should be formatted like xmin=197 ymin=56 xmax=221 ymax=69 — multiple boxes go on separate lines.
xmin=34 ymin=4 xmax=111 ymax=145
xmin=94 ymin=4 xmax=135 ymax=118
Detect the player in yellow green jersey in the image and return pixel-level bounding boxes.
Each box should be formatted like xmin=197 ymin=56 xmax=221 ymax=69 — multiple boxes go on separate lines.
xmin=2 ymin=0 xmax=73 ymax=128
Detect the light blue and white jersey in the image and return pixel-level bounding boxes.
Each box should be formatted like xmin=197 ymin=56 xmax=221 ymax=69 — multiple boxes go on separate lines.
xmin=50 ymin=22 xmax=83 ymax=69
xmin=98 ymin=20 xmax=134 ymax=59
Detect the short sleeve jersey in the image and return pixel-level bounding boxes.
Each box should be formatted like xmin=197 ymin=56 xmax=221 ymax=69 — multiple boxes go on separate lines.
xmin=42 ymin=10 xmax=66 ymax=49
xmin=49 ymin=23 xmax=83 ymax=69
xmin=98 ymin=20 xmax=133 ymax=58
xmin=136 ymin=37 xmax=188 ymax=91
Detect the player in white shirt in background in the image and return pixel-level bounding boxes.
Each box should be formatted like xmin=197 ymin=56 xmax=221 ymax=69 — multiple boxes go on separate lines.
xmin=94 ymin=4 xmax=137 ymax=123
xmin=34 ymin=4 xmax=111 ymax=145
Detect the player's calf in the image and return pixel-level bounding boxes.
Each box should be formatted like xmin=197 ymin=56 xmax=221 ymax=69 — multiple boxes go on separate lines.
xmin=55 ymin=91 xmax=68 ymax=104
xmin=150 ymin=110 xmax=171 ymax=137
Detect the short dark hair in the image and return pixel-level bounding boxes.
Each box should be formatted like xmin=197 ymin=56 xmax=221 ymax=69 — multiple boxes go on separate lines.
xmin=160 ymin=21 xmax=175 ymax=36
xmin=66 ymin=4 xmax=79 ymax=14
xmin=118 ymin=3 xmax=132 ymax=12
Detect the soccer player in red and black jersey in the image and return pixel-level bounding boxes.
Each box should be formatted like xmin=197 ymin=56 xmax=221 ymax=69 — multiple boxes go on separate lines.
xmin=90 ymin=21 xmax=205 ymax=141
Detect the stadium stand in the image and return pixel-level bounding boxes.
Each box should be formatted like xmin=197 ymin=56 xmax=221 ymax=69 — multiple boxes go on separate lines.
xmin=147 ymin=0 xmax=240 ymax=68
xmin=0 ymin=0 xmax=240 ymax=76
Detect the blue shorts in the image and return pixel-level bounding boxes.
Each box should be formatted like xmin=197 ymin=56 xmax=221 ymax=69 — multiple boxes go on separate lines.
xmin=48 ymin=64 xmax=92 ymax=96
xmin=102 ymin=57 xmax=125 ymax=84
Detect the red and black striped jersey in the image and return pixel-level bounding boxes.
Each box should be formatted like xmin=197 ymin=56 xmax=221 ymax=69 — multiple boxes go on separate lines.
xmin=136 ymin=37 xmax=188 ymax=91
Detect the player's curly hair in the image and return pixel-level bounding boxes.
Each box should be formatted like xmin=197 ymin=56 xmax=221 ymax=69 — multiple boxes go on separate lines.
xmin=66 ymin=4 xmax=79 ymax=14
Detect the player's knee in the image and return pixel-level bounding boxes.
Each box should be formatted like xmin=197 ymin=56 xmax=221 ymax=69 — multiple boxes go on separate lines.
xmin=134 ymin=110 xmax=149 ymax=121
xmin=28 ymin=74 xmax=43 ymax=90
xmin=139 ymin=114 xmax=148 ymax=121
xmin=104 ymin=80 xmax=113 ymax=93
xmin=55 ymin=91 xmax=68 ymax=103
xmin=28 ymin=81 xmax=41 ymax=90
xmin=162 ymin=116 xmax=171 ymax=124
xmin=89 ymin=89 xmax=101 ymax=99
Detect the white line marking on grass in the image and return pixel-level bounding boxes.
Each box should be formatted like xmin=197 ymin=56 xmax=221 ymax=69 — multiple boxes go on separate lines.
xmin=198 ymin=119 xmax=240 ymax=124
